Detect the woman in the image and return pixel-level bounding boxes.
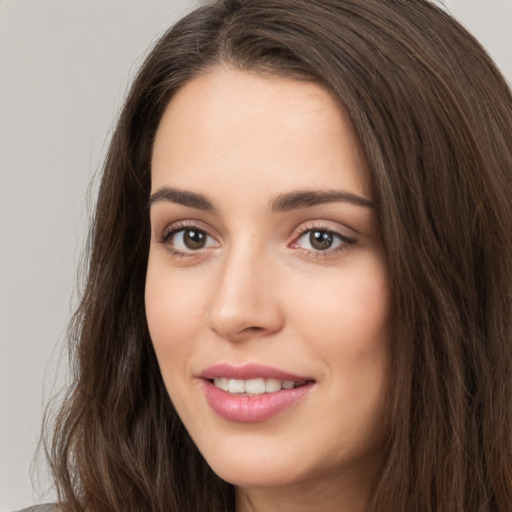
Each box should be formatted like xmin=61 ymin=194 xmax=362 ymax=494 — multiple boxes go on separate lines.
xmin=32 ymin=0 xmax=512 ymax=511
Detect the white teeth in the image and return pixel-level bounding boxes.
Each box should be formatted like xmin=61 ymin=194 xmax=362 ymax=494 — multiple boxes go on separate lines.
xmin=213 ymin=378 xmax=229 ymax=391
xmin=245 ymin=378 xmax=266 ymax=394
xmin=265 ymin=378 xmax=281 ymax=393
xmin=213 ymin=377 xmax=303 ymax=395
xmin=228 ymin=379 xmax=245 ymax=394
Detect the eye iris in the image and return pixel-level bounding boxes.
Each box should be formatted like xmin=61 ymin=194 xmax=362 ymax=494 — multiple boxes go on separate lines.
xmin=310 ymin=230 xmax=333 ymax=250
xmin=183 ymin=229 xmax=206 ymax=249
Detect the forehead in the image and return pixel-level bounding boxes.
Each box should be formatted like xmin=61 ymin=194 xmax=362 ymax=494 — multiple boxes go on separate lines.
xmin=151 ymin=67 xmax=371 ymax=200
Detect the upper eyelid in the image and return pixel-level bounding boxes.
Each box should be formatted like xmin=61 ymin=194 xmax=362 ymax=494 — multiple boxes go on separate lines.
xmin=159 ymin=220 xmax=217 ymax=238
xmin=156 ymin=219 xmax=356 ymax=245
xmin=295 ymin=227 xmax=347 ymax=240
xmin=293 ymin=227 xmax=355 ymax=247
xmin=158 ymin=223 xmax=219 ymax=256
xmin=292 ymin=220 xmax=356 ymax=239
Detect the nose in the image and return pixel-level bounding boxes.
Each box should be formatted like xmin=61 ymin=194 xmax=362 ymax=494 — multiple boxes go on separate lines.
xmin=206 ymin=246 xmax=285 ymax=342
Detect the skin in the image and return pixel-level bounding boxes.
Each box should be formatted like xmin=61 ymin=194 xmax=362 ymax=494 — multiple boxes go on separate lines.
xmin=145 ymin=67 xmax=392 ymax=512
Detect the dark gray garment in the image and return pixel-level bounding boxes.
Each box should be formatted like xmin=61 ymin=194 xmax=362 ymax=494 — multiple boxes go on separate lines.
xmin=15 ymin=505 xmax=57 ymax=512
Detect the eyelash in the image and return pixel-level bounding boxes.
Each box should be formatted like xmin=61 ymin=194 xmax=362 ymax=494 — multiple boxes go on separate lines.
xmin=290 ymin=223 xmax=357 ymax=259
xmin=158 ymin=221 xmax=356 ymax=259
xmin=158 ymin=221 xmax=215 ymax=258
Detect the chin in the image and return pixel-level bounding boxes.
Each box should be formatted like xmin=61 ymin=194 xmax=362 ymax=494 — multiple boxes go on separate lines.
xmin=195 ymin=426 xmax=387 ymax=494
xmin=196 ymin=439 xmax=303 ymax=487
xmin=210 ymin=459 xmax=305 ymax=489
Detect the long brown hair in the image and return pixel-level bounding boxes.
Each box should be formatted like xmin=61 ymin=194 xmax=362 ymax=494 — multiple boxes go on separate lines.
xmin=45 ymin=1 xmax=512 ymax=511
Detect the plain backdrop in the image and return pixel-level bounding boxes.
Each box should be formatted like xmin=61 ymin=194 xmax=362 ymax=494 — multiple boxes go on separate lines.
xmin=1 ymin=1 xmax=511 ymax=510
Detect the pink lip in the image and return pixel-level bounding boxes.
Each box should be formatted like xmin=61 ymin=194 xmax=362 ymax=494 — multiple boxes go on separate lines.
xmin=199 ymin=363 xmax=315 ymax=423
xmin=199 ymin=363 xmax=312 ymax=381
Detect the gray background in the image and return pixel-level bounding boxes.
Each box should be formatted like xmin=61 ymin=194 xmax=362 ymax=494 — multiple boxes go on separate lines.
xmin=1 ymin=1 xmax=511 ymax=510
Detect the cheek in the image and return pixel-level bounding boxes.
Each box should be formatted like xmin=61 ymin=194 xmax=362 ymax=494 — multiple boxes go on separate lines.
xmin=293 ymin=256 xmax=391 ymax=409
xmin=296 ymin=257 xmax=390 ymax=348
xmin=145 ymin=261 xmax=207 ymax=371
xmin=145 ymin=267 xmax=210 ymax=423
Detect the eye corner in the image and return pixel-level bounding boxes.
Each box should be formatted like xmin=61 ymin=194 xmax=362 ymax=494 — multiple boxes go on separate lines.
xmin=156 ymin=220 xmax=220 ymax=259
xmin=289 ymin=222 xmax=357 ymax=260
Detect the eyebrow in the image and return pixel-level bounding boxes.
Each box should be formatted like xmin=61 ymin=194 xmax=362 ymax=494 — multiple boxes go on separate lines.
xmin=270 ymin=189 xmax=377 ymax=211
xmin=149 ymin=187 xmax=215 ymax=211
xmin=148 ymin=186 xmax=377 ymax=212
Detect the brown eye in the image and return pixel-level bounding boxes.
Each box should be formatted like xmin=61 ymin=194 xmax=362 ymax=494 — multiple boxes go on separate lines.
xmin=182 ymin=229 xmax=207 ymax=249
xmin=293 ymin=227 xmax=355 ymax=257
xmin=309 ymin=230 xmax=334 ymax=250
xmin=163 ymin=226 xmax=218 ymax=253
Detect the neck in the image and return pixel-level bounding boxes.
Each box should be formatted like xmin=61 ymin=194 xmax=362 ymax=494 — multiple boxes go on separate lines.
xmin=236 ymin=468 xmax=377 ymax=512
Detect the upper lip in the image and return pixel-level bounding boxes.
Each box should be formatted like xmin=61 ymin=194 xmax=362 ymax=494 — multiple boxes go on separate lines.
xmin=199 ymin=363 xmax=314 ymax=382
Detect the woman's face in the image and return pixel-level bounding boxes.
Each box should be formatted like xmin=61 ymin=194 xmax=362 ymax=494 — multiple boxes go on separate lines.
xmin=146 ymin=68 xmax=391 ymax=506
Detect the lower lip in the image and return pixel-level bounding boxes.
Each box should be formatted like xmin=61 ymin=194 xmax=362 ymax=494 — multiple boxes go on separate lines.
xmin=202 ymin=380 xmax=314 ymax=423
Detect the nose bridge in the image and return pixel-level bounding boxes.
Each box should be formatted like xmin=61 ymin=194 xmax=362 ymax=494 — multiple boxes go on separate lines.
xmin=207 ymin=238 xmax=283 ymax=340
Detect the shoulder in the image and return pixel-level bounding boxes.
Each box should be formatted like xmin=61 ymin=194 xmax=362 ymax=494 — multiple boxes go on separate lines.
xmin=14 ymin=505 xmax=58 ymax=512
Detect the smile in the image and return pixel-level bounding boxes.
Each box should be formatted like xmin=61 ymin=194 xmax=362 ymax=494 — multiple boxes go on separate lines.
xmin=212 ymin=377 xmax=306 ymax=395
xmin=199 ymin=364 xmax=316 ymax=422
